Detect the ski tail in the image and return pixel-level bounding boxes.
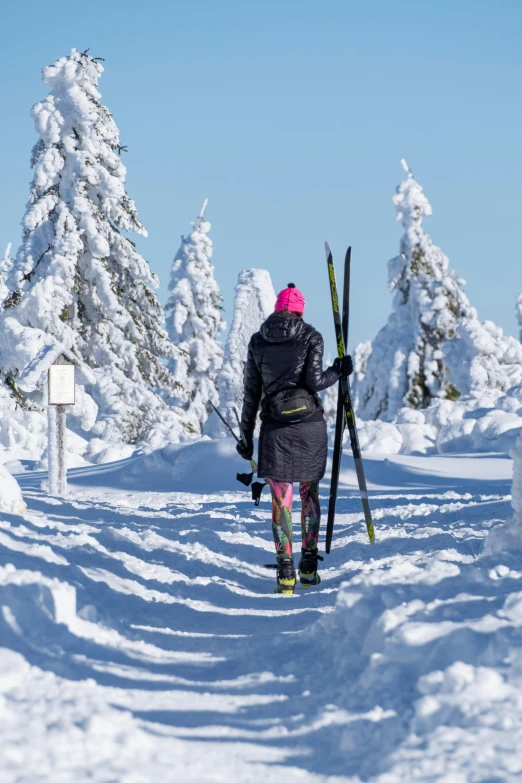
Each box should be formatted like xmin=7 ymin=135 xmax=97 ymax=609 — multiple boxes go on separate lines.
xmin=343 ymin=247 xmax=351 ymax=347
xmin=325 ymin=244 xmax=375 ymax=546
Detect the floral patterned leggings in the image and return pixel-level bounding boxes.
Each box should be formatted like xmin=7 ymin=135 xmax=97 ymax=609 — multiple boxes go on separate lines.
xmin=265 ymin=480 xmax=321 ymax=559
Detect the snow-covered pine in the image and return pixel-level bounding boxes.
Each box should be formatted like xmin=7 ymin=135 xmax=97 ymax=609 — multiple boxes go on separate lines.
xmin=443 ymin=317 xmax=522 ymax=399
xmin=0 ymin=243 xmax=13 ymax=308
xmin=0 ymin=49 xmax=188 ymax=454
xmin=353 ymin=314 xmax=522 ymax=457
xmin=206 ymin=269 xmax=275 ymax=437
xmin=166 ymin=200 xmax=225 ymax=434
xmin=355 ymin=160 xmax=474 ymax=422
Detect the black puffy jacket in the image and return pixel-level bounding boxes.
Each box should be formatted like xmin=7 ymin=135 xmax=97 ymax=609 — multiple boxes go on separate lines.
xmin=240 ymin=311 xmax=339 ymax=482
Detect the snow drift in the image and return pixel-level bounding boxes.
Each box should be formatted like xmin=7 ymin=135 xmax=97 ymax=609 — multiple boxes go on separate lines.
xmin=0 ymin=465 xmax=26 ymax=514
xmin=0 ymin=445 xmax=518 ymax=781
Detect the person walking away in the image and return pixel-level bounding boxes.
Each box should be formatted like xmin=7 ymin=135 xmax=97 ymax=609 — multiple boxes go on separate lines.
xmin=237 ymin=283 xmax=353 ymax=594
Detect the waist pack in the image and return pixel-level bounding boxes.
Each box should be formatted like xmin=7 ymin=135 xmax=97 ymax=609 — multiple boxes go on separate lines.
xmin=264 ymin=388 xmax=319 ymax=424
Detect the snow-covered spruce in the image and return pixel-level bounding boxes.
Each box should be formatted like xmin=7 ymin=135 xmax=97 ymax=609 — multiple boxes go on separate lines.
xmin=0 ymin=242 xmax=13 ymax=308
xmin=0 ymin=49 xmax=188 ymax=458
xmin=424 ymin=317 xmax=522 ymax=454
xmin=444 ymin=317 xmax=522 ymax=400
xmin=354 ymin=160 xmax=474 ymax=422
xmin=166 ymin=201 xmax=225 ymax=434
xmin=352 ymin=315 xmax=522 ymax=456
xmin=206 ymin=269 xmax=275 ymax=437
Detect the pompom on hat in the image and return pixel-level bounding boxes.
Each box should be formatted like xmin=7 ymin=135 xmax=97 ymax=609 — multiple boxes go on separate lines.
xmin=274 ymin=283 xmax=306 ymax=314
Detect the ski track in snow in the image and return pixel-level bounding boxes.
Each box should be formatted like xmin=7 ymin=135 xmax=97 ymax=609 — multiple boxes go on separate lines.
xmin=1 ymin=451 xmax=521 ymax=781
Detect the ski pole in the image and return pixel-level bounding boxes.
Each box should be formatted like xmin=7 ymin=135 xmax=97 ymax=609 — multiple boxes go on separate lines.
xmin=209 ymin=402 xmax=259 ymax=480
xmin=209 ymin=401 xmax=242 ymax=445
xmin=234 ymin=407 xmax=266 ymax=505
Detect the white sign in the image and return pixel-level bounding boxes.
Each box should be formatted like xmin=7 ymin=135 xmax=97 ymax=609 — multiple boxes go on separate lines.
xmin=48 ymin=364 xmax=75 ymax=405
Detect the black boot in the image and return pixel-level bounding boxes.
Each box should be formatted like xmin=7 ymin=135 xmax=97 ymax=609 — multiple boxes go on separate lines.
xmin=298 ymin=549 xmax=323 ymax=587
xmin=275 ymin=557 xmax=296 ymax=595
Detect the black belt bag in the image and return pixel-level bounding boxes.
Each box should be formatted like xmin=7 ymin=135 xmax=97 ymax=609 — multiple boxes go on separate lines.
xmin=264 ymin=388 xmax=319 ymax=424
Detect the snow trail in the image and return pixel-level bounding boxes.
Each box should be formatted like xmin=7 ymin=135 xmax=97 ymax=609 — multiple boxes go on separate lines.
xmin=1 ymin=445 xmax=520 ymax=781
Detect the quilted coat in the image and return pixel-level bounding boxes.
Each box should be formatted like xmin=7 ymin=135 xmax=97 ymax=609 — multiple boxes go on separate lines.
xmin=240 ymin=311 xmax=339 ymax=482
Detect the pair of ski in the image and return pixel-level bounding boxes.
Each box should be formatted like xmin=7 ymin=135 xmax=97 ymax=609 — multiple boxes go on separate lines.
xmin=325 ymin=243 xmax=375 ymax=550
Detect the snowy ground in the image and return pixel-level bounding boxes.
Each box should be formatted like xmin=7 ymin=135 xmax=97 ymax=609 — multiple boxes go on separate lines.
xmin=1 ymin=440 xmax=522 ymax=782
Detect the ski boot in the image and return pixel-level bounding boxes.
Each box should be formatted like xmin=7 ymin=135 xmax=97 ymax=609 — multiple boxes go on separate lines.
xmin=275 ymin=557 xmax=296 ymax=595
xmin=298 ymin=549 xmax=323 ymax=587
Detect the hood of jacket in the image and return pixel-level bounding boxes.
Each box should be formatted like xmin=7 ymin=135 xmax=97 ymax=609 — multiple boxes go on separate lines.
xmin=260 ymin=312 xmax=305 ymax=344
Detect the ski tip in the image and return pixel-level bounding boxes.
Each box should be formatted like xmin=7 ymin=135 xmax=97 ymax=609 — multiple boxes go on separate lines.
xmin=324 ymin=241 xmax=332 ymax=258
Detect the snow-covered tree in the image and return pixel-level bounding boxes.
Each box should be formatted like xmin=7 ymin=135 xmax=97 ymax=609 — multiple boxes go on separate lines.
xmin=166 ymin=200 xmax=225 ymax=433
xmin=0 ymin=243 xmax=13 ymax=308
xmin=444 ymin=318 xmax=522 ymax=398
xmin=355 ymin=160 xmax=474 ymax=421
xmin=0 ymin=49 xmax=188 ymax=452
xmin=206 ymin=268 xmax=275 ymax=437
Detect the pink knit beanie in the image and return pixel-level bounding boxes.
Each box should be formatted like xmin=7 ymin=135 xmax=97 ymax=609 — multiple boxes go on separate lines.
xmin=274 ymin=283 xmax=305 ymax=314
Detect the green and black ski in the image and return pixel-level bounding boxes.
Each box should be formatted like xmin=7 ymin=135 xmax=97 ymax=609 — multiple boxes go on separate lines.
xmin=326 ymin=247 xmax=350 ymax=552
xmin=325 ymin=242 xmax=375 ymax=548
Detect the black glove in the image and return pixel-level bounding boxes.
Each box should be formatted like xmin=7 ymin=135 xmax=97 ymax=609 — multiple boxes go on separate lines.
xmin=236 ymin=439 xmax=254 ymax=461
xmin=333 ymin=355 xmax=354 ymax=378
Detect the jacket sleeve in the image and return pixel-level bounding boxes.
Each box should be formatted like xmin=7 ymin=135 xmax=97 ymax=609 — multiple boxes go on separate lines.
xmin=304 ymin=332 xmax=340 ymax=393
xmin=240 ymin=338 xmax=262 ymax=442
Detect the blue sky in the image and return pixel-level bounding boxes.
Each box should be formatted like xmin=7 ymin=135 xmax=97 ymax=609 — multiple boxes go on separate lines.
xmin=0 ymin=0 xmax=520 ymax=355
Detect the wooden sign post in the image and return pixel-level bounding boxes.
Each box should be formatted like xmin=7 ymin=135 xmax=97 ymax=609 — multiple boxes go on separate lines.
xmin=48 ymin=357 xmax=75 ymax=496
xmin=17 ymin=340 xmax=93 ymax=499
